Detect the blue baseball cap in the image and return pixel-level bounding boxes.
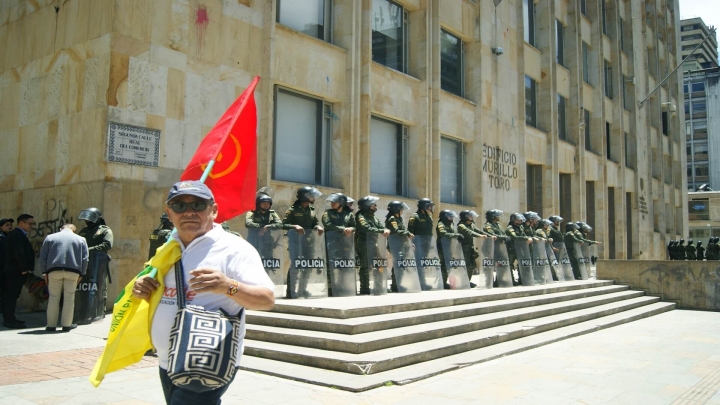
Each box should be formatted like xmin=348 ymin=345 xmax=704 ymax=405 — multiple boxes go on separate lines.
xmin=166 ymin=181 xmax=215 ymax=203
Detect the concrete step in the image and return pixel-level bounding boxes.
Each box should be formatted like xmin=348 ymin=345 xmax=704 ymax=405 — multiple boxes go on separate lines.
xmin=244 ymin=295 xmax=660 ymax=375
xmin=262 ymin=280 xmax=615 ymax=319
xmin=246 ymin=289 xmax=644 ymax=353
xmin=246 ymin=284 xmax=631 ymax=335
xmin=240 ymin=302 xmax=675 ymax=392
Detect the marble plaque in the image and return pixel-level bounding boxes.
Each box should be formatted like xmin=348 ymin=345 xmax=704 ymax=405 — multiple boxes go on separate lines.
xmin=106 ymin=122 xmax=161 ymax=167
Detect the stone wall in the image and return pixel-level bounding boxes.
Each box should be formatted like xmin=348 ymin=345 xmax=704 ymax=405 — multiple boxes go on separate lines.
xmin=597 ymin=259 xmax=720 ymax=311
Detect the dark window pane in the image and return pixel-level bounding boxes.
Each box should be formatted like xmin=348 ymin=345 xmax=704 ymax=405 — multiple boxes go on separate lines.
xmin=441 ymin=30 xmax=463 ymax=96
xmin=277 ymin=0 xmax=327 ymax=40
xmin=524 ymin=0 xmax=535 ymax=46
xmin=584 ymin=109 xmax=591 ymax=151
xmin=582 ymin=43 xmax=590 ymax=83
xmin=558 ymin=95 xmax=566 ymax=141
xmin=525 ymin=76 xmax=537 ymax=128
xmin=371 ymin=0 xmax=405 ymax=72
xmin=556 ymin=20 xmax=564 ymax=66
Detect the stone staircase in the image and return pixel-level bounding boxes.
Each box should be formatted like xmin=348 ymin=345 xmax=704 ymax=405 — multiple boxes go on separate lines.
xmin=241 ymin=280 xmax=675 ymax=391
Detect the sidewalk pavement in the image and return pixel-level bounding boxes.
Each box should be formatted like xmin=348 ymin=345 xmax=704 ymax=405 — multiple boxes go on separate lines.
xmin=0 ymin=309 xmax=719 ymax=404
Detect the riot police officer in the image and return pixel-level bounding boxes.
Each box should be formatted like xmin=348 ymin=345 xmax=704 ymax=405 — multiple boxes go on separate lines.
xmin=686 ymin=239 xmax=697 ymax=261
xmin=575 ymin=222 xmax=601 ymax=247
xmin=523 ymin=212 xmax=540 ymax=237
xmin=436 ymin=210 xmax=463 ymax=288
xmin=458 ymin=210 xmax=493 ymax=286
xmin=322 ymin=193 xmax=356 ymax=296
xmin=385 ymin=201 xmax=412 ymax=292
xmin=282 ymin=187 xmax=325 ymax=297
xmin=535 ymin=219 xmax=559 ymax=280
xmin=696 ymin=241 xmax=705 ymax=261
xmin=148 ymin=213 xmax=173 ymax=260
xmin=709 ymin=238 xmax=718 ymax=260
xmin=505 ymin=213 xmax=531 ymax=285
xmin=245 ymin=188 xmax=283 ymax=243
xmin=78 ymin=207 xmax=113 ymax=318
xmin=408 ymin=198 xmax=434 ymax=236
xmin=548 ymin=216 xmax=564 ymax=247
xmin=355 ymin=196 xmax=389 ymax=294
xmin=677 ymin=239 xmax=687 ymax=260
xmin=563 ymin=222 xmax=584 ymax=279
xmin=482 ymin=210 xmax=507 ymax=240
xmin=667 ymin=240 xmax=675 ymax=260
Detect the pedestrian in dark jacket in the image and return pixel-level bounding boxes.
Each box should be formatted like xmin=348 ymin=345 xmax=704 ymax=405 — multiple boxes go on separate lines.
xmin=3 ymin=214 xmax=35 ymax=328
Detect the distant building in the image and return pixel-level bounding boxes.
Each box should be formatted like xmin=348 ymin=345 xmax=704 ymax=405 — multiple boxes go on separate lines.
xmin=681 ymin=18 xmax=720 ymax=192
xmin=687 ymin=191 xmax=720 ymax=241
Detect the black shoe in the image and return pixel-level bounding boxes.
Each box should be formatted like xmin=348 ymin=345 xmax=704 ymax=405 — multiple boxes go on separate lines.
xmin=61 ymin=324 xmax=77 ymax=332
xmin=45 ymin=327 xmax=56 ymax=332
xmin=15 ymin=319 xmax=26 ymax=324
xmin=3 ymin=321 xmax=26 ymax=329
xmin=470 ymin=282 xmax=477 ymax=288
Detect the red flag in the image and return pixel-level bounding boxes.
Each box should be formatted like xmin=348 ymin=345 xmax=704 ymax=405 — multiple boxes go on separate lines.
xmin=180 ymin=77 xmax=259 ymax=223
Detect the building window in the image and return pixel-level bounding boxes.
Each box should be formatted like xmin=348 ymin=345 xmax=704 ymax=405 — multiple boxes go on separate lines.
xmin=620 ymin=18 xmax=626 ymax=52
xmin=586 ymin=181 xmax=596 ymax=240
xmin=523 ymin=0 xmax=535 ymax=46
xmin=580 ymin=0 xmax=587 ymax=16
xmin=696 ymin=166 xmax=709 ymax=176
xmin=370 ymin=116 xmax=407 ymax=196
xmin=626 ymin=192 xmax=633 ymax=259
xmin=440 ymin=137 xmax=464 ymax=204
xmin=692 ymin=101 xmax=707 ymax=114
xmin=684 ymin=84 xmax=688 ymax=94
xmin=606 ymin=122 xmax=612 ymax=160
xmin=662 ymin=112 xmax=669 ymax=136
xmin=525 ymin=76 xmax=537 ymax=128
xmin=608 ymin=187 xmax=616 ymax=259
xmin=372 ymin=0 xmax=408 ymax=73
xmin=689 ymin=199 xmax=710 ymax=220
xmin=582 ymin=43 xmax=590 ymax=84
xmin=527 ymin=164 xmax=543 ymax=216
xmin=691 ymin=82 xmax=705 ymax=92
xmin=559 ymin=173 xmax=572 ymax=224
xmin=277 ymin=0 xmax=332 ymax=42
xmin=622 ymin=77 xmax=630 ymax=110
xmin=273 ymin=88 xmax=332 ymax=185
xmin=601 ymin=0 xmax=608 ymax=35
xmin=625 ymin=132 xmax=635 ymax=169
xmin=440 ymin=29 xmax=464 ymax=97
xmin=584 ymin=108 xmax=592 ymax=151
xmin=604 ymin=60 xmax=613 ymax=99
xmin=556 ymin=20 xmax=565 ymax=67
xmin=558 ymin=95 xmax=567 ymax=141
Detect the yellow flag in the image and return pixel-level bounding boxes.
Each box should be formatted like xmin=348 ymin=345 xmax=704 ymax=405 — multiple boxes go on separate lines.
xmin=89 ymin=240 xmax=182 ymax=387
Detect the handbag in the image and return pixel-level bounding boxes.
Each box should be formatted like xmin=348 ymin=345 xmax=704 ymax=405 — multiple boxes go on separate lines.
xmin=166 ymin=261 xmax=244 ymax=392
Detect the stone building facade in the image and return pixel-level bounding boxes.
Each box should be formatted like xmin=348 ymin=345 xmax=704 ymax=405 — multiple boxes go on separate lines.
xmin=688 ymin=191 xmax=720 ymax=241
xmin=0 ymin=0 xmax=687 ymax=303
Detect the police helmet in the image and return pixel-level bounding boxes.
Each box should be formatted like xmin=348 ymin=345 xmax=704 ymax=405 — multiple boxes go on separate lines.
xmin=325 ymin=193 xmax=349 ymax=209
xmin=388 ymin=201 xmax=410 ymax=215
xmin=688 ymin=239 xmax=693 ymax=245
xmin=78 ymin=207 xmax=102 ymax=223
xmin=459 ymin=210 xmax=479 ymax=222
xmin=539 ymin=219 xmax=553 ymax=228
xmin=345 ymin=196 xmax=356 ymax=211
xmin=439 ymin=210 xmax=457 ymax=222
xmin=575 ymin=221 xmax=587 ymax=228
xmin=297 ymin=186 xmax=323 ymax=203
xmin=510 ymin=213 xmax=526 ymax=223
xmin=221 ymin=222 xmax=231 ymax=231
xmin=256 ymin=187 xmax=274 ymax=209
xmin=523 ymin=212 xmax=540 ymax=221
xmin=680 ymin=239 xmax=685 ymax=244
xmin=485 ymin=209 xmax=503 ymax=222
xmin=358 ymin=196 xmax=380 ymax=211
xmin=697 ymin=241 xmax=703 ymax=247
xmin=417 ymin=198 xmax=435 ymax=212
xmin=160 ymin=212 xmax=169 ymax=221
xmin=548 ymin=215 xmax=563 ymax=224
xmin=581 ymin=224 xmax=593 ymax=232
xmin=565 ymin=222 xmax=579 ymax=232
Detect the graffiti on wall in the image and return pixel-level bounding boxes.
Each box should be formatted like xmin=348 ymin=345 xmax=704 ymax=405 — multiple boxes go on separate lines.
xmin=639 ymin=263 xmax=720 ymax=310
xmin=28 ymin=199 xmax=74 ymax=257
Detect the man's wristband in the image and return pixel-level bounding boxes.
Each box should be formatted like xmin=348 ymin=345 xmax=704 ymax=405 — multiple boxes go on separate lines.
xmin=226 ymin=279 xmax=240 ymax=297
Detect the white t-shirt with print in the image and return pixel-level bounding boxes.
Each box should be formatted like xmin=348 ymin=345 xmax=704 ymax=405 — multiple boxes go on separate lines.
xmin=150 ymin=223 xmax=274 ymax=370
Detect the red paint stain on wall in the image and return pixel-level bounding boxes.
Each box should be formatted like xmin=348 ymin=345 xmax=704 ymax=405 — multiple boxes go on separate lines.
xmin=195 ymin=5 xmax=209 ymax=55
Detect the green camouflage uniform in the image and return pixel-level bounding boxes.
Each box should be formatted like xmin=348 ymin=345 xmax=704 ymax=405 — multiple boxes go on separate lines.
xmin=436 ymin=219 xmax=462 ymax=286
xmin=505 ymin=223 xmax=531 ymax=284
xmin=79 ymin=223 xmax=113 ymax=313
xmin=356 ymin=211 xmax=385 ymax=294
xmin=458 ymin=222 xmax=490 ymax=280
xmin=386 ymin=215 xmax=412 ymax=291
xmin=322 ymin=208 xmax=356 ymax=296
xmin=564 ymin=231 xmax=584 ymax=279
xmin=148 ymin=228 xmax=172 ymax=260
xmin=282 ymin=201 xmax=321 ymax=297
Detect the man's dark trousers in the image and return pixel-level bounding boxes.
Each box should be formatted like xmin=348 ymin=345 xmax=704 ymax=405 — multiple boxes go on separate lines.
xmin=1 ymin=272 xmax=24 ymax=322
xmin=3 ymin=227 xmax=35 ymax=323
xmin=159 ymin=367 xmax=235 ymax=405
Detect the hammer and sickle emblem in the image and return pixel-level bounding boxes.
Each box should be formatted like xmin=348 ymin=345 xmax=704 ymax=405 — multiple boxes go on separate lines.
xmin=201 ymin=134 xmax=242 ymax=179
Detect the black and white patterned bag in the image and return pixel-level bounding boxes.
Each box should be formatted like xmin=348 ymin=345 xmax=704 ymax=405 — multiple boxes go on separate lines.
xmin=166 ymin=261 xmax=244 ymax=392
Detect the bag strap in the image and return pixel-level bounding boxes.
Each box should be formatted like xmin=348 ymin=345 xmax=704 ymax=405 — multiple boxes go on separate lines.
xmin=174 ymin=260 xmax=186 ymax=310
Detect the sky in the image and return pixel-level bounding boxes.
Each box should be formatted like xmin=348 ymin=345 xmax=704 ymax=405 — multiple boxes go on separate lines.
xmin=679 ymin=0 xmax=720 ymax=34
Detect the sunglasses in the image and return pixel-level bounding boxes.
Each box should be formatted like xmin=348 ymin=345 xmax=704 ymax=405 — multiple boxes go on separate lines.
xmin=168 ymin=200 xmax=212 ymax=213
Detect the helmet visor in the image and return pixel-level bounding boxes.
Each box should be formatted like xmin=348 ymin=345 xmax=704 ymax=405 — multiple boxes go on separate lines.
xmin=324 ymin=193 xmax=346 ymax=208
xmin=366 ymin=196 xmax=380 ymax=206
xmin=78 ymin=210 xmax=100 ymax=223
xmin=399 ymin=202 xmax=411 ymax=212
xmin=256 ymin=187 xmax=274 ymax=199
xmin=447 ymin=210 xmax=458 ymax=219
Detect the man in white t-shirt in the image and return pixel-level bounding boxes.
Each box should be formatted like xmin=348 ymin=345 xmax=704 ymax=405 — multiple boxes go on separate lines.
xmin=132 ymin=181 xmax=275 ymax=405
